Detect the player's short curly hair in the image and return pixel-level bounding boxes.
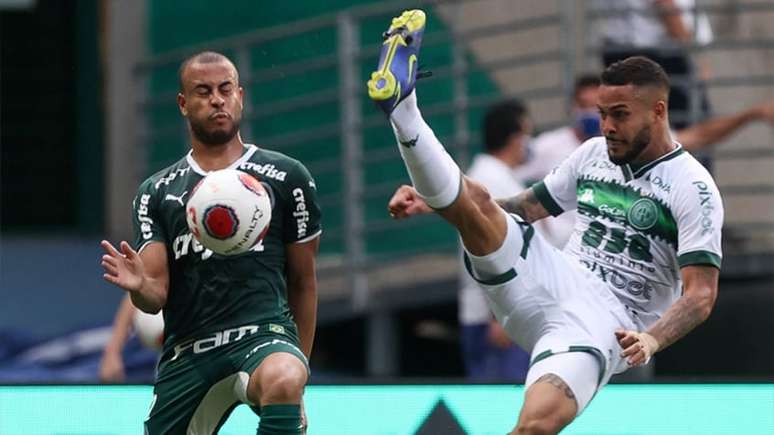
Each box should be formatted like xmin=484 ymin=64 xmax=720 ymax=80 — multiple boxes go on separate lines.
xmin=482 ymin=99 xmax=528 ymax=153
xmin=601 ymin=56 xmax=670 ymax=98
xmin=178 ymin=51 xmax=239 ymax=92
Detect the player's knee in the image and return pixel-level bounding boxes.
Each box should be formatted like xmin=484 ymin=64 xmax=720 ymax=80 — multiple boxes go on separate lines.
xmin=465 ymin=178 xmax=493 ymax=209
xmin=262 ymin=371 xmax=305 ymax=403
xmin=469 ymin=179 xmax=506 ymax=220
xmin=250 ymin=358 xmax=307 ymax=404
xmin=513 ymin=414 xmax=567 ymax=435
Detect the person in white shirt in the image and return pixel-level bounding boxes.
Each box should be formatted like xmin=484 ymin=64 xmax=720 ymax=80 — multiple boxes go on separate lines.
xmin=593 ymin=0 xmax=713 ymax=131
xmin=459 ymin=100 xmax=532 ymax=381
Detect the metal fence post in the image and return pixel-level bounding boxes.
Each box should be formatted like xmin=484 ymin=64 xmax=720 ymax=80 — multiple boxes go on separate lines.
xmin=235 ymin=46 xmax=254 ymax=141
xmin=337 ymin=12 xmax=366 ymax=309
xmin=560 ymin=0 xmax=578 ymax=117
xmin=338 ymin=11 xmax=399 ymax=377
xmin=451 ymin=2 xmax=470 ymax=169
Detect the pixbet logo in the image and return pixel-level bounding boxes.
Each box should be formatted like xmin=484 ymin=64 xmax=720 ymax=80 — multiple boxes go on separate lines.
xmin=692 ymin=181 xmax=715 ymax=236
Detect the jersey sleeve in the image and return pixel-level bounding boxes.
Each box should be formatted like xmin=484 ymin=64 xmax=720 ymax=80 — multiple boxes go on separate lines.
xmin=673 ymin=172 xmax=724 ymax=269
xmin=131 ymin=178 xmax=166 ymax=252
xmin=532 ymin=142 xmax=588 ymax=216
xmin=282 ymin=161 xmax=322 ymax=243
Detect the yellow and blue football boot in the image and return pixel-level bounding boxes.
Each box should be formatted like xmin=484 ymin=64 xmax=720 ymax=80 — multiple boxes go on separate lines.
xmin=367 ymin=9 xmax=427 ymax=115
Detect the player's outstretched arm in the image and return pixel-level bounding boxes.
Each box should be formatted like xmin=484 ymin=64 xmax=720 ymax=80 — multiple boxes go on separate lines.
xmin=389 ymin=184 xmax=551 ymax=224
xmin=495 ymin=187 xmax=551 ymax=224
xmin=101 ymin=240 xmax=169 ymax=314
xmin=676 ymin=101 xmax=774 ymax=151
xmin=617 ymin=265 xmax=719 ymax=366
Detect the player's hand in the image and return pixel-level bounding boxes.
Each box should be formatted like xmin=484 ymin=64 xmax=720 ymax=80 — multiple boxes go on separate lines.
xmin=101 ymin=240 xmax=145 ymax=293
xmin=615 ymin=329 xmax=660 ymax=367
xmin=388 ymin=185 xmax=432 ymax=219
xmin=99 ymin=350 xmax=126 ymax=383
xmin=487 ymin=319 xmax=512 ymax=349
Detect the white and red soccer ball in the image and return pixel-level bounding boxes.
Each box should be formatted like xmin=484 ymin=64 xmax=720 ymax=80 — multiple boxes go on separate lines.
xmin=185 ymin=169 xmax=272 ymax=256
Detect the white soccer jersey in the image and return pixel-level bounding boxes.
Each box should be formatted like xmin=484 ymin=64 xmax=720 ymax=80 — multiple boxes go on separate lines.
xmin=534 ymin=137 xmax=723 ymax=328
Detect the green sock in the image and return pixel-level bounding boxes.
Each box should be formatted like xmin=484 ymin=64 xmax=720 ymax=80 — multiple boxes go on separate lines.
xmin=257 ymin=404 xmax=302 ymax=435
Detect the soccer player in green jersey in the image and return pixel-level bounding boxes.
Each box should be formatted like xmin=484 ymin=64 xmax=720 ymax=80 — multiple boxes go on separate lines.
xmin=100 ymin=51 xmax=321 ymax=435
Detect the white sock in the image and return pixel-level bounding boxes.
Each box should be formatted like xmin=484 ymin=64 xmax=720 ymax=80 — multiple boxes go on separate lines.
xmin=389 ymin=91 xmax=461 ymax=209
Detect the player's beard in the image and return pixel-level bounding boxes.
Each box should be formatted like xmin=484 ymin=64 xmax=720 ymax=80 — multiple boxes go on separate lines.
xmin=608 ymin=125 xmax=650 ymax=165
xmin=189 ymin=116 xmax=241 ymax=146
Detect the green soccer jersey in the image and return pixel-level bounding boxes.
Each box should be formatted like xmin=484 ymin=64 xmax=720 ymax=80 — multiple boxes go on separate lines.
xmin=131 ymin=144 xmax=321 ymax=348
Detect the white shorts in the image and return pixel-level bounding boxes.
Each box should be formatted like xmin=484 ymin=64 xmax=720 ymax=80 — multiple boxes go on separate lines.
xmin=464 ymin=213 xmax=637 ymax=414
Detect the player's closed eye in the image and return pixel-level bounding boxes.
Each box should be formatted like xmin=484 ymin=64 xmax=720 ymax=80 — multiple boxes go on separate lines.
xmin=611 ymin=111 xmax=628 ymax=121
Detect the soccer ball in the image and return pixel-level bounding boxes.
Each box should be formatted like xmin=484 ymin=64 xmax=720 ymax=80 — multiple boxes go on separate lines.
xmin=186 ymin=169 xmax=272 ymax=256
xmin=133 ymin=309 xmax=164 ymax=350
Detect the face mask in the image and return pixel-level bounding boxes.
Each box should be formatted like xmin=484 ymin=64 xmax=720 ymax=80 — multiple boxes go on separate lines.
xmin=522 ymin=137 xmax=534 ymax=164
xmin=574 ymin=110 xmax=601 ymax=141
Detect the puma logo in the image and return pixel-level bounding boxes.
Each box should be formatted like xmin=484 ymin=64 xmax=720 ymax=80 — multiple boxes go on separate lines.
xmin=399 ymin=134 xmax=419 ymax=148
xmin=164 ymin=191 xmax=188 ymax=207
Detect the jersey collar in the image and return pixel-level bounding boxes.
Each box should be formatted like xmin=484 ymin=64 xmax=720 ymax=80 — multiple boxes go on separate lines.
xmin=186 ymin=144 xmax=258 ymax=176
xmin=620 ymin=143 xmax=684 ymax=181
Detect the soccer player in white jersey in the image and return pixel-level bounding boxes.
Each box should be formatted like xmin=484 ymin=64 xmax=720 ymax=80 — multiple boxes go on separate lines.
xmin=369 ymin=10 xmax=722 ymax=434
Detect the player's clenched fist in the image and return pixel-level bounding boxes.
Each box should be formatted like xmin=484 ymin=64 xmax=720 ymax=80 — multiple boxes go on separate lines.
xmin=388 ymin=185 xmax=433 ymax=219
xmin=101 ymin=240 xmax=145 ymax=292
xmin=615 ymin=329 xmax=660 ymax=367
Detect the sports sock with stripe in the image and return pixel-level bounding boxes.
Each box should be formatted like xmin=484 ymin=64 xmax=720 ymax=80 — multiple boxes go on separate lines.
xmin=389 ymin=90 xmax=462 ymax=209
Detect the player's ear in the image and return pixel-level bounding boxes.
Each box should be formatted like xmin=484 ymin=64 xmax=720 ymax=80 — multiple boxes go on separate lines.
xmin=652 ymin=99 xmax=667 ymax=120
xmin=177 ymin=93 xmax=188 ymax=116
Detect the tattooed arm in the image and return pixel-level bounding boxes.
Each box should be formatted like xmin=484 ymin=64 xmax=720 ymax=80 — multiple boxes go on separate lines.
xmin=618 ymin=265 xmax=719 ymax=366
xmin=648 ymin=265 xmax=719 ymax=348
xmin=495 ymin=188 xmax=551 ymax=223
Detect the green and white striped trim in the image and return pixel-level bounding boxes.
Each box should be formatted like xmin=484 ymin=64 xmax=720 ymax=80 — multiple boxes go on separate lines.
xmin=463 ymin=255 xmax=517 ymax=286
xmin=530 ymin=345 xmax=607 ymax=386
xmin=678 ymin=250 xmax=722 ymax=269
xmin=626 ymin=146 xmax=685 ymax=180
xmin=533 ymin=181 xmax=564 ymax=217
xmin=462 ymin=216 xmax=534 ymax=286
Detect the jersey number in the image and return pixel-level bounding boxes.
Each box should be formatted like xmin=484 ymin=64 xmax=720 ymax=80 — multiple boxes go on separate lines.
xmin=582 ymin=221 xmax=653 ymax=262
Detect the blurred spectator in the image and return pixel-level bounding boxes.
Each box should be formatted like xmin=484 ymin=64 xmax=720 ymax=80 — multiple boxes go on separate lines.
xmin=594 ymin=0 xmax=713 ymax=129
xmin=593 ymin=0 xmax=718 ymax=173
xmin=513 ymin=75 xmax=603 ymax=248
xmin=99 ymin=295 xmax=162 ymax=383
xmin=99 ymin=296 xmax=134 ymax=382
xmin=458 ymin=100 xmax=532 ymax=382
xmin=515 ymin=74 xmax=774 ymax=249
